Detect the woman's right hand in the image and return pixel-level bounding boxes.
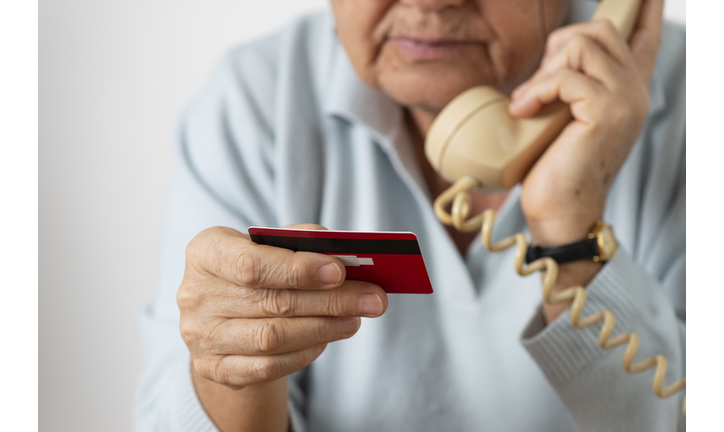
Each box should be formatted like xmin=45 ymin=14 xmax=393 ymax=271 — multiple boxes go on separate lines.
xmin=178 ymin=224 xmax=389 ymax=390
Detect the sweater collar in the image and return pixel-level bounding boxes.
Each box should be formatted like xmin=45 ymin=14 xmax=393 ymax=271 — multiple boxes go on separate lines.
xmin=323 ymin=38 xmax=406 ymax=149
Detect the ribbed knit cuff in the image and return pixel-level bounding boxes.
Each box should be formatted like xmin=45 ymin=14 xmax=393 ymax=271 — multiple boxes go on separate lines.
xmin=521 ymin=248 xmax=650 ymax=386
xmin=171 ymin=357 xmax=219 ymax=432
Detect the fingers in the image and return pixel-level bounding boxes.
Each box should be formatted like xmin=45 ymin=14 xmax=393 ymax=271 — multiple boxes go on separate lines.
xmin=237 ymin=246 xmax=345 ymax=289
xmin=510 ymin=18 xmax=652 ymax=120
xmin=534 ymin=31 xmax=628 ymax=91
xmin=510 ymin=69 xmax=608 ymax=122
xmin=543 ymin=20 xmax=634 ymax=70
xmin=210 ymin=279 xmax=387 ymax=318
xmin=187 ymin=226 xmax=346 ymax=290
xmin=182 ymin=224 xmax=383 ymax=390
xmin=194 ymin=344 xmax=328 ymax=388
xmin=539 ymin=1 xmax=663 ymax=90
xmin=212 ymin=316 xmax=361 ymax=355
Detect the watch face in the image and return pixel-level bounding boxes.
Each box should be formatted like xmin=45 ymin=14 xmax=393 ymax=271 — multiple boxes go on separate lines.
xmin=598 ymin=225 xmax=617 ymax=260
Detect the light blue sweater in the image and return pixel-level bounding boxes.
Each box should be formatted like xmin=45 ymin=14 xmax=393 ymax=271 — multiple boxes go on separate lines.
xmin=134 ymin=2 xmax=686 ymax=431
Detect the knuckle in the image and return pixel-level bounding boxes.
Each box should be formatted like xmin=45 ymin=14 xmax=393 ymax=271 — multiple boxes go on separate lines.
xmin=235 ymin=247 xmax=260 ymax=286
xmin=551 ymin=69 xmax=574 ymax=89
xmin=198 ymin=320 xmax=224 ymax=350
xmin=209 ymin=356 xmax=229 ymax=384
xmin=176 ymin=283 xmax=205 ymax=312
xmin=253 ymin=320 xmax=283 ymax=353
xmin=569 ymin=33 xmax=590 ymax=52
xmin=179 ymin=318 xmax=198 ymax=343
xmin=547 ymin=28 xmax=565 ymax=49
xmin=187 ymin=227 xmax=221 ymax=258
xmin=184 ymin=240 xmax=204 ymax=273
xmin=186 ymin=227 xmax=239 ymax=276
xmin=286 ymin=258 xmax=308 ymax=288
xmin=325 ymin=292 xmax=346 ymax=316
xmin=595 ymin=18 xmax=617 ymax=35
xmin=191 ymin=357 xmax=209 ymax=379
xmin=315 ymin=319 xmax=332 ymax=341
xmin=183 ymin=320 xmax=221 ymax=356
xmin=261 ymin=290 xmax=294 ymax=316
xmin=559 ymin=69 xmax=576 ymax=81
xmin=185 ymin=231 xmax=204 ymax=257
xmin=193 ymin=356 xmax=225 ymax=383
xmin=250 ymin=356 xmax=279 ymax=382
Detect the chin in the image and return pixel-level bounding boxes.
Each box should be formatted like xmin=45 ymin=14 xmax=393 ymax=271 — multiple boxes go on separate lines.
xmin=378 ymin=66 xmax=496 ymax=114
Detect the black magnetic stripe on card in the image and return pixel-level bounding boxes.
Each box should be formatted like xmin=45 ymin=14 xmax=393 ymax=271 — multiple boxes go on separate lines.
xmin=250 ymin=235 xmax=422 ymax=255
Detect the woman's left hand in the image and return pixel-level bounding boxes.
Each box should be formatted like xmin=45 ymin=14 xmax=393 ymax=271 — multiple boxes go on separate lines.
xmin=509 ymin=0 xmax=664 ymax=247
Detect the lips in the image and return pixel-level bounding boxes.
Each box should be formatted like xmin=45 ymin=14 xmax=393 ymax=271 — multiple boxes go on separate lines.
xmin=389 ymin=37 xmax=475 ymax=60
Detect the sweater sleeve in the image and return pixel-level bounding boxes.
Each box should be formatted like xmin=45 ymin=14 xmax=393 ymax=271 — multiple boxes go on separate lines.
xmin=520 ymin=80 xmax=686 ymax=432
xmin=133 ymin=47 xmax=309 ymax=431
xmin=521 ymin=246 xmax=686 ymax=431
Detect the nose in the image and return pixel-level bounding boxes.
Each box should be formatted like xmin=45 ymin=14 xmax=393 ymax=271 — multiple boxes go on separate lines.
xmin=400 ymin=0 xmax=466 ymax=13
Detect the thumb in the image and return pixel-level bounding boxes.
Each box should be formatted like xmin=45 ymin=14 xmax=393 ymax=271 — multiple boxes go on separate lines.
xmin=629 ymin=0 xmax=664 ymax=88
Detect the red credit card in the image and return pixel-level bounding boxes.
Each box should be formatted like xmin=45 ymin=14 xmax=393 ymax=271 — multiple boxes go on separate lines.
xmin=248 ymin=227 xmax=433 ymax=294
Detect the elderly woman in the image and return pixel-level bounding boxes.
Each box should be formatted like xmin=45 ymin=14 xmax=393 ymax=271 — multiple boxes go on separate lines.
xmin=135 ymin=0 xmax=685 ymax=430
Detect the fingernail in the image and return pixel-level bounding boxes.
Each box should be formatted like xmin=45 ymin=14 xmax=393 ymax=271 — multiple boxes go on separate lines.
xmin=319 ymin=263 xmax=341 ymax=285
xmin=341 ymin=316 xmax=361 ymax=336
xmin=359 ymin=294 xmax=383 ymax=317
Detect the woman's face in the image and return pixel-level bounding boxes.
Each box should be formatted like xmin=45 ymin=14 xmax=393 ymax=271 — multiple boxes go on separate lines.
xmin=331 ymin=0 xmax=570 ymax=114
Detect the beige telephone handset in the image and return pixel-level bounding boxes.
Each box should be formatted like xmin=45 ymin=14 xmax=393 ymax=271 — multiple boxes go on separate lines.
xmin=425 ymin=0 xmax=686 ymax=415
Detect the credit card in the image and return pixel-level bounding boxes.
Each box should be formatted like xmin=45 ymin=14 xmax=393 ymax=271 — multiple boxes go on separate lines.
xmin=248 ymin=227 xmax=434 ymax=294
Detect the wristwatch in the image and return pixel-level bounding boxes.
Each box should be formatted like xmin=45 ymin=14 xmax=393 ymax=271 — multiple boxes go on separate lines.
xmin=525 ymin=220 xmax=618 ymax=264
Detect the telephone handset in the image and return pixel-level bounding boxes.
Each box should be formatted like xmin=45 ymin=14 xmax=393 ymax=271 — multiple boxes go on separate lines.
xmin=425 ymin=0 xmax=641 ymax=190
xmin=425 ymin=0 xmax=686 ymax=415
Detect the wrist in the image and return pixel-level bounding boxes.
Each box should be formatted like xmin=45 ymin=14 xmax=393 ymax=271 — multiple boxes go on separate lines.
xmin=527 ymin=215 xmax=616 ymax=324
xmin=527 ymin=213 xmax=603 ymax=247
xmin=191 ymin=364 xmax=289 ymax=432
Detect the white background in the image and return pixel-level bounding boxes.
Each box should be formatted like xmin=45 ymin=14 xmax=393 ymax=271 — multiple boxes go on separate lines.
xmin=39 ymin=1 xmax=685 ymax=431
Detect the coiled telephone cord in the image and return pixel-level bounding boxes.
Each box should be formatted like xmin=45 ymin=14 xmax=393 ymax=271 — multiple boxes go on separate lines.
xmin=434 ymin=176 xmax=686 ymax=415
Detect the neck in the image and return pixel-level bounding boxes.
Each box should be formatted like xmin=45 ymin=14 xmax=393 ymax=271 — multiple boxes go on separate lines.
xmin=407 ymin=107 xmax=438 ymax=139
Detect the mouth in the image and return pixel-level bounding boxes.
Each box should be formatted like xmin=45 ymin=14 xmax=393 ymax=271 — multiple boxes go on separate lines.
xmin=389 ymin=37 xmax=477 ymax=60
